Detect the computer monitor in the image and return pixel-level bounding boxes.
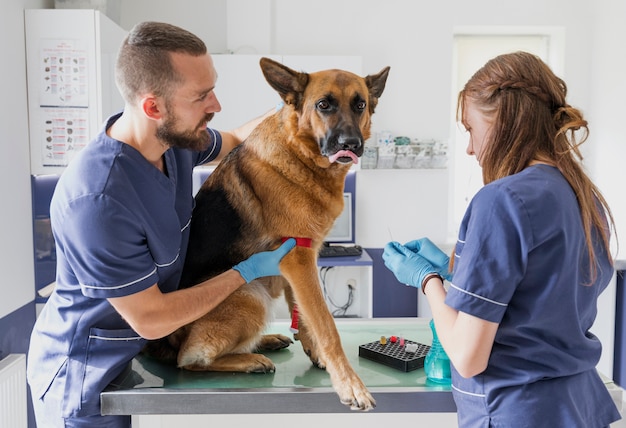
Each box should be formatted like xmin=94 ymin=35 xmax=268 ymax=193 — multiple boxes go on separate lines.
xmin=324 ymin=193 xmax=354 ymax=243
xmin=324 ymin=171 xmax=356 ymax=244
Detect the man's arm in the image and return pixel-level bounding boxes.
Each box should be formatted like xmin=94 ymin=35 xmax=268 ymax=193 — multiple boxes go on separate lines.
xmin=108 ymin=238 xmax=296 ymax=340
xmin=108 ymin=269 xmax=245 ymax=340
xmin=213 ymin=105 xmax=279 ymax=161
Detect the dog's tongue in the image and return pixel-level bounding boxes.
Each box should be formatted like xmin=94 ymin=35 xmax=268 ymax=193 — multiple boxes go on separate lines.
xmin=329 ymin=150 xmax=359 ymax=165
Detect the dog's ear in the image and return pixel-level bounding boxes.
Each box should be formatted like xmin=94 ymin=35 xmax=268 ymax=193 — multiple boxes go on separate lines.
xmin=365 ymin=66 xmax=390 ymax=113
xmin=260 ymin=57 xmax=309 ymax=109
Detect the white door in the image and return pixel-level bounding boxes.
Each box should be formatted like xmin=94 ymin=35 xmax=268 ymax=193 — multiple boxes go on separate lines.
xmin=449 ymin=31 xmax=556 ymax=239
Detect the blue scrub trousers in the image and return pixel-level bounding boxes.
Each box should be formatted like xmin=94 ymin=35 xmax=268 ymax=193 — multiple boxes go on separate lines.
xmin=31 ymin=382 xmax=130 ymax=428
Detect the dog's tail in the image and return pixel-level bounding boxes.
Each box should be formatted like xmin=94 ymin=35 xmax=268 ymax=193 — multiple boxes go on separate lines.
xmin=141 ymin=338 xmax=179 ymax=364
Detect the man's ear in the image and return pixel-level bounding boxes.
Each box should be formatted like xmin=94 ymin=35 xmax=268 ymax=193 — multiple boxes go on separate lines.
xmin=141 ymin=96 xmax=163 ymax=120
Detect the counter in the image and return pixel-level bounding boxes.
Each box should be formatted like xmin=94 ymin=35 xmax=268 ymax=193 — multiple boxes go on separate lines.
xmin=101 ymin=318 xmax=456 ymax=415
xmin=101 ymin=317 xmax=623 ymax=418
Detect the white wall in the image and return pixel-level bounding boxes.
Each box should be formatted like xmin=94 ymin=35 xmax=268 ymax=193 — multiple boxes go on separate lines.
xmin=584 ymin=0 xmax=626 ymax=382
xmin=587 ymin=0 xmax=626 ymax=257
xmin=119 ymin=0 xmax=228 ymax=54
xmin=119 ymin=0 xmax=625 ymax=253
xmin=0 ymin=1 xmax=619 ymax=423
xmin=0 ymin=0 xmax=52 ymax=319
xmin=5 ymin=2 xmax=617 ymax=292
xmin=116 ymin=1 xmax=626 ymax=379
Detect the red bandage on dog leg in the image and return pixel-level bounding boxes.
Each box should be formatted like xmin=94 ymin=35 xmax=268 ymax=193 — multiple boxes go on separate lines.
xmin=281 ymin=237 xmax=312 ymax=248
xmin=290 ymin=304 xmax=299 ymax=333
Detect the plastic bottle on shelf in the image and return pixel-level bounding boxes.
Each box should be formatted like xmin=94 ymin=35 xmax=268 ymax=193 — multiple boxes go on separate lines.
xmin=424 ymin=318 xmax=451 ymax=384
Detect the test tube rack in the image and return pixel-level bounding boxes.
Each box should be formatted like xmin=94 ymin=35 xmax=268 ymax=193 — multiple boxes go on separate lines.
xmin=358 ymin=338 xmax=431 ymax=372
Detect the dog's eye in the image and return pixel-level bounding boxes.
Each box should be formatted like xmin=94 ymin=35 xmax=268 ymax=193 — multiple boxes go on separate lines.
xmin=316 ymin=99 xmax=331 ymax=111
xmin=356 ymin=100 xmax=366 ymax=111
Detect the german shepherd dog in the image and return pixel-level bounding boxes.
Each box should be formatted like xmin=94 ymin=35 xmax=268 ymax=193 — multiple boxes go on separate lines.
xmin=148 ymin=57 xmax=389 ymax=411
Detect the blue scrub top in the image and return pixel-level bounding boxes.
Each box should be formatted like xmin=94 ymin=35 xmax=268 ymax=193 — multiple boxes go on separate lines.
xmin=27 ymin=113 xmax=222 ymax=418
xmin=446 ymin=165 xmax=620 ymax=427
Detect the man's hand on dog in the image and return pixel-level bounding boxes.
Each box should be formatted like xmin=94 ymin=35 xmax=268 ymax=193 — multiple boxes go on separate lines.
xmin=233 ymin=238 xmax=296 ymax=283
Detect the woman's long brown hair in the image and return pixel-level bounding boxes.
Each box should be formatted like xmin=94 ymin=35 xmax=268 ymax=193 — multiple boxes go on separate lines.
xmin=457 ymin=51 xmax=615 ymax=282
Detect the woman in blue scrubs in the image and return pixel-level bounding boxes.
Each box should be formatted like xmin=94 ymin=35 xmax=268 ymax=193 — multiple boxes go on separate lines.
xmin=27 ymin=22 xmax=294 ymax=428
xmin=384 ymin=52 xmax=621 ymax=427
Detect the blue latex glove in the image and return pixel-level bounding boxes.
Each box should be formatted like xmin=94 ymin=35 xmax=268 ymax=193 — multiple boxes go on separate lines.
xmin=404 ymin=238 xmax=452 ymax=281
xmin=233 ymin=238 xmax=296 ymax=283
xmin=382 ymin=241 xmax=438 ymax=289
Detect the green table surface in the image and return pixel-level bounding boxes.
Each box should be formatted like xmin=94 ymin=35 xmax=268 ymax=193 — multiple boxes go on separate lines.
xmin=101 ymin=317 xmax=623 ymax=415
xmin=101 ymin=317 xmax=457 ymax=415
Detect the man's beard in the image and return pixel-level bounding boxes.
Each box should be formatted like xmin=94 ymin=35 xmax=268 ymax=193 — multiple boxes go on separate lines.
xmin=156 ymin=112 xmax=214 ymax=151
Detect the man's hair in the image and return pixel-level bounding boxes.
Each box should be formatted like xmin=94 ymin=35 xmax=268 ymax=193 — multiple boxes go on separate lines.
xmin=115 ymin=21 xmax=207 ymax=103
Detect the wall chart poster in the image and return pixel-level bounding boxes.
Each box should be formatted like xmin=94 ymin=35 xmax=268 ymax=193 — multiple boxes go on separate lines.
xmin=39 ymin=39 xmax=89 ymax=107
xmin=39 ymin=108 xmax=89 ymax=167
xmin=38 ymin=39 xmax=90 ymax=167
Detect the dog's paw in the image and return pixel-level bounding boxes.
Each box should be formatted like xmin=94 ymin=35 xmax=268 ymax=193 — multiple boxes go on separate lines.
xmin=341 ymin=393 xmax=377 ymax=411
xmin=179 ymin=352 xmax=276 ymax=373
xmin=302 ymin=348 xmax=327 ymax=369
xmin=255 ymin=334 xmax=293 ymax=351
xmin=244 ymin=354 xmax=277 ymax=373
xmin=338 ymin=384 xmax=376 ymax=411
xmin=332 ymin=371 xmax=376 ymax=411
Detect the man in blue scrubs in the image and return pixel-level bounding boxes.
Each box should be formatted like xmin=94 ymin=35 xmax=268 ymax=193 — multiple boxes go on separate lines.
xmin=27 ymin=21 xmax=294 ymax=428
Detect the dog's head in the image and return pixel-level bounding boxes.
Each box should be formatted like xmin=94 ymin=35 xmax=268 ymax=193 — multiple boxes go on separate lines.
xmin=260 ymin=57 xmax=390 ymax=166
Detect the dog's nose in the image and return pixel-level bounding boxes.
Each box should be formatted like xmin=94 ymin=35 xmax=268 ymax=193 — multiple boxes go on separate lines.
xmin=338 ymin=136 xmax=362 ymax=151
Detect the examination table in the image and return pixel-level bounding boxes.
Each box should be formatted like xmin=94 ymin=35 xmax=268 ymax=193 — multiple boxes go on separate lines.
xmin=101 ymin=317 xmax=623 ymax=424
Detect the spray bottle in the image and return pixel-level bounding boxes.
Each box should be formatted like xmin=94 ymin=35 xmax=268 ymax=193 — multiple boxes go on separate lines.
xmin=424 ymin=318 xmax=451 ymax=384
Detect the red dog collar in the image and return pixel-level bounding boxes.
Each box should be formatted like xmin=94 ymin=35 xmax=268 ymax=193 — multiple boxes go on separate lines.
xmin=279 ymin=239 xmax=309 ymax=334
xmin=282 ymin=237 xmax=312 ymax=248
xmin=290 ymin=304 xmax=299 ymax=333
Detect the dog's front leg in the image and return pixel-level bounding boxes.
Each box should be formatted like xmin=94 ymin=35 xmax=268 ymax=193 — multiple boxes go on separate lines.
xmin=283 ymin=283 xmax=325 ymax=367
xmin=280 ymin=247 xmax=376 ymax=411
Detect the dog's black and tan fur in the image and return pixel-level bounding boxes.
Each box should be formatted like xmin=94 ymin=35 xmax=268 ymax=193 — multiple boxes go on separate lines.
xmin=147 ymin=57 xmax=389 ymax=411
